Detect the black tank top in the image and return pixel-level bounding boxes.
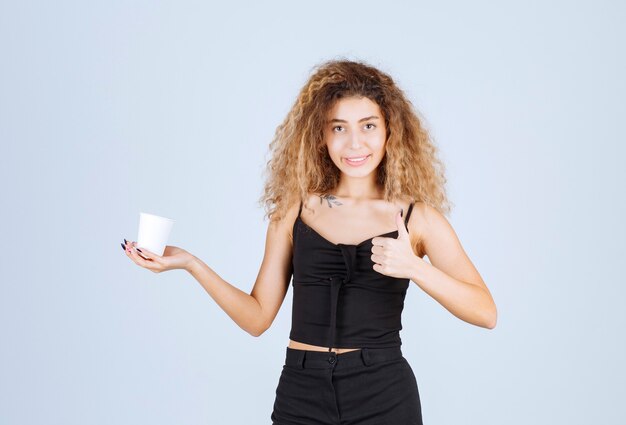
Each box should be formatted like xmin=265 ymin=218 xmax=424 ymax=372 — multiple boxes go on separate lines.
xmin=289 ymin=201 xmax=415 ymax=351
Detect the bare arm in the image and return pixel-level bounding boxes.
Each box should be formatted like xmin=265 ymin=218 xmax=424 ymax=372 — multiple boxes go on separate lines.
xmin=409 ymin=203 xmax=497 ymax=329
xmin=186 ymin=204 xmax=297 ymax=337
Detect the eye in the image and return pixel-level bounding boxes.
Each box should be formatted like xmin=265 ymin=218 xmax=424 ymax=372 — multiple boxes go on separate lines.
xmin=365 ymin=123 xmax=376 ymax=130
xmin=332 ymin=125 xmax=344 ymax=132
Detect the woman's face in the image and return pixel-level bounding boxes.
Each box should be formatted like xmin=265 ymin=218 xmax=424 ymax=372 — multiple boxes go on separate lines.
xmin=324 ymin=96 xmax=387 ymax=177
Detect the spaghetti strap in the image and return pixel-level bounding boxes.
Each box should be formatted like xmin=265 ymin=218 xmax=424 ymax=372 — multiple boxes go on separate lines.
xmin=404 ymin=202 xmax=414 ymax=226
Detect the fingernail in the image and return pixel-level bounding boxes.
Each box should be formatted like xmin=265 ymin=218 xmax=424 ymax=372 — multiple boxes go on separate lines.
xmin=120 ymin=243 xmax=126 ymax=252
xmin=124 ymin=238 xmax=128 ymax=245
xmin=400 ymin=208 xmax=404 ymax=217
xmin=136 ymin=248 xmax=142 ymax=253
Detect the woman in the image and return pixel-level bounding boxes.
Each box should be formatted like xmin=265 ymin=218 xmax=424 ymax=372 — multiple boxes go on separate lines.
xmin=122 ymin=58 xmax=497 ymax=424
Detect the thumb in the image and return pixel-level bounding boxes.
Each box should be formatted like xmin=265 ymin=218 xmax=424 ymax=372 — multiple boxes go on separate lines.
xmin=396 ymin=209 xmax=409 ymax=239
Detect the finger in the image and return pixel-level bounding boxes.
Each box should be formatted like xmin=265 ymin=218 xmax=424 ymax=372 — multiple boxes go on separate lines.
xmin=136 ymin=251 xmax=150 ymax=261
xmin=128 ymin=243 xmax=152 ymax=264
xmin=371 ymin=236 xmax=388 ymax=247
xmin=130 ymin=247 xmax=164 ymax=273
xmin=371 ymin=253 xmax=383 ymax=264
xmin=135 ymin=245 xmax=158 ymax=260
xmin=125 ymin=241 xmax=150 ymax=261
xmin=125 ymin=243 xmax=141 ymax=264
xmin=373 ymin=263 xmax=385 ymax=275
xmin=396 ymin=209 xmax=409 ymax=239
xmin=123 ymin=238 xmax=143 ymax=259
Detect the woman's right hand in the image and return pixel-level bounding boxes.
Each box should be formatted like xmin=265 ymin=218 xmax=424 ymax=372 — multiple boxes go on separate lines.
xmin=121 ymin=239 xmax=195 ymax=273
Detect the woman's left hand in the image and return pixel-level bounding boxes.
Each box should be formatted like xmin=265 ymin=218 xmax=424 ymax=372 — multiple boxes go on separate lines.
xmin=371 ymin=210 xmax=423 ymax=279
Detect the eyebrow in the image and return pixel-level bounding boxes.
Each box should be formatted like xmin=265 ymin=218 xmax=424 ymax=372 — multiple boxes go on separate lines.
xmin=328 ymin=115 xmax=380 ymax=124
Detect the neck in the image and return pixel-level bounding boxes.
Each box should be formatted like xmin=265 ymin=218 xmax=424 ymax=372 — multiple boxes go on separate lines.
xmin=333 ymin=174 xmax=383 ymax=201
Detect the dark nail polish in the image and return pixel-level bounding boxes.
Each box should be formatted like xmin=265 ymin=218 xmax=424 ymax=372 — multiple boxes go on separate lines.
xmin=124 ymin=238 xmax=128 ymax=245
xmin=120 ymin=243 xmax=126 ymax=252
xmin=136 ymin=248 xmax=142 ymax=253
xmin=401 ymin=208 xmax=404 ymax=217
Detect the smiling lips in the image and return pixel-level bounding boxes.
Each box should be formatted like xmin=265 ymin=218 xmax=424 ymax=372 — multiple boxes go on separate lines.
xmin=344 ymin=154 xmax=372 ymax=166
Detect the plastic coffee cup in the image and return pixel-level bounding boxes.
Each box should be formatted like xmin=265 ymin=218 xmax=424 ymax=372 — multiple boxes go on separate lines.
xmin=137 ymin=212 xmax=175 ymax=256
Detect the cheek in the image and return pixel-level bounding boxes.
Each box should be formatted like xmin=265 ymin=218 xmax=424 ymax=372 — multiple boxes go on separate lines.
xmin=326 ymin=139 xmax=342 ymax=158
xmin=374 ymin=139 xmax=386 ymax=155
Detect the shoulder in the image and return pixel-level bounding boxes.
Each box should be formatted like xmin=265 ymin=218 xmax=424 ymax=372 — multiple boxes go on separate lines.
xmin=269 ymin=199 xmax=303 ymax=244
xmin=418 ymin=202 xmax=451 ymax=231
xmin=412 ymin=202 xmax=457 ymax=256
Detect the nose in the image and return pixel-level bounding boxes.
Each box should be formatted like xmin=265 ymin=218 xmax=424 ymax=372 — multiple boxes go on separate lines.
xmin=349 ymin=131 xmax=363 ymax=149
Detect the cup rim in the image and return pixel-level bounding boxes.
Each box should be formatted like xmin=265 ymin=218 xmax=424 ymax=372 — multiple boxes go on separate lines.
xmin=139 ymin=212 xmax=175 ymax=222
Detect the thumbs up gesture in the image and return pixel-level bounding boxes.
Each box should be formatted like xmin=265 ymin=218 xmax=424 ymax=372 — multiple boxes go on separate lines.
xmin=371 ymin=209 xmax=422 ymax=279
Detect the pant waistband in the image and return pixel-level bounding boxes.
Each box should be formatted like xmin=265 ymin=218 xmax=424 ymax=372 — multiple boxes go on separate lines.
xmin=284 ymin=346 xmax=403 ymax=370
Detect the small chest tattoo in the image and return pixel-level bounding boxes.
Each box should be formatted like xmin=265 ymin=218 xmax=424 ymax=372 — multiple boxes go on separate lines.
xmin=320 ymin=194 xmax=343 ymax=208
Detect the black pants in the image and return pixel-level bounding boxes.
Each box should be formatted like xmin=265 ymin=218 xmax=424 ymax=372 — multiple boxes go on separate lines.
xmin=271 ymin=346 xmax=423 ymax=425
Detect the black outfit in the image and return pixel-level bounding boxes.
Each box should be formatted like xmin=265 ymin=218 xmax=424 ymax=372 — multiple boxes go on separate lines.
xmin=271 ymin=202 xmax=423 ymax=424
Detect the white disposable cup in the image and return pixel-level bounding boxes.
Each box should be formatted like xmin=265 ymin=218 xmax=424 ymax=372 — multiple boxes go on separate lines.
xmin=137 ymin=212 xmax=175 ymax=256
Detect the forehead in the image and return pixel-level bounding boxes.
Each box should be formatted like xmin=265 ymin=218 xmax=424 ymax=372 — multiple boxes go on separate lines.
xmin=326 ymin=96 xmax=381 ymax=119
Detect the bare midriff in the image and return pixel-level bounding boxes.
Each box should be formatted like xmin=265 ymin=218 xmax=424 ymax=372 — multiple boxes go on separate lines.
xmin=288 ymin=339 xmax=361 ymax=354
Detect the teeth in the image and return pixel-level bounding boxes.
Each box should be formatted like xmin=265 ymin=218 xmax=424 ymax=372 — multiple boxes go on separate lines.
xmin=347 ymin=156 xmax=368 ymax=161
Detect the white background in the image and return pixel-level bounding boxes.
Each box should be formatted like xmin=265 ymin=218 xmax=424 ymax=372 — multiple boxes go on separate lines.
xmin=1 ymin=0 xmax=624 ymax=423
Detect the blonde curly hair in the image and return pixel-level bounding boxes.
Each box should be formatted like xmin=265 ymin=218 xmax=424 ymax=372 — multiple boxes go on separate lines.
xmin=258 ymin=58 xmax=452 ymax=222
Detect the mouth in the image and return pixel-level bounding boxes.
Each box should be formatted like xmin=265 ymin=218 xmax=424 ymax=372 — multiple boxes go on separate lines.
xmin=343 ymin=154 xmax=372 ymax=167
